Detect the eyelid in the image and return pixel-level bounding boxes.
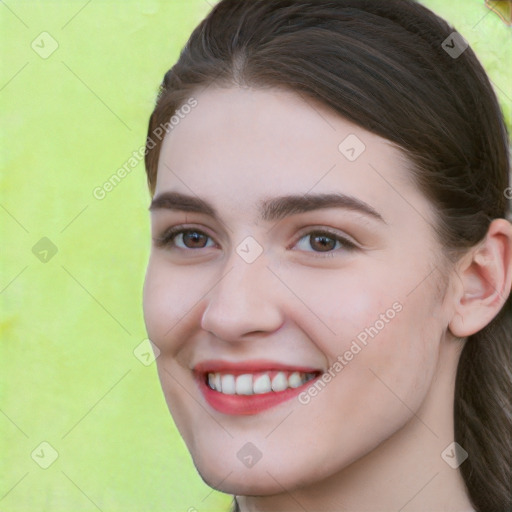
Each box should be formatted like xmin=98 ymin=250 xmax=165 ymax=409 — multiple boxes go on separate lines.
xmin=153 ymin=224 xmax=219 ymax=249
xmin=290 ymin=226 xmax=360 ymax=250
xmin=153 ymin=224 xmax=360 ymax=256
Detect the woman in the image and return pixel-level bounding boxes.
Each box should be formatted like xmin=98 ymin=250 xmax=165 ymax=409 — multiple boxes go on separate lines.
xmin=142 ymin=0 xmax=511 ymax=510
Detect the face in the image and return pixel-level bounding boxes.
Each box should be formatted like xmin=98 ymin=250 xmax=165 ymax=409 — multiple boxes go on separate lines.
xmin=143 ymin=87 xmax=451 ymax=495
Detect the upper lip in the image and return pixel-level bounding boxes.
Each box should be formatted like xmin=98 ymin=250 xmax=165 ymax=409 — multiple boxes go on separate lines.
xmin=193 ymin=359 xmax=322 ymax=375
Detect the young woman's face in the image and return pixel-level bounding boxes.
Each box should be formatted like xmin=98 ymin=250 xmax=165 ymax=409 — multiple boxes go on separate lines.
xmin=143 ymin=87 xmax=452 ymax=495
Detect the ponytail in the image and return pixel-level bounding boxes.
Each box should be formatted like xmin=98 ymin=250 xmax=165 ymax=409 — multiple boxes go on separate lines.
xmin=455 ymin=295 xmax=512 ymax=511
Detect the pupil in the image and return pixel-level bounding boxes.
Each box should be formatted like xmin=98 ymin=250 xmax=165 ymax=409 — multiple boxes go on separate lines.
xmin=311 ymin=234 xmax=335 ymax=252
xmin=184 ymin=231 xmax=206 ymax=248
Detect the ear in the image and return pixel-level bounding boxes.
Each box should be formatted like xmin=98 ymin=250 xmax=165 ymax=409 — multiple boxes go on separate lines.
xmin=449 ymin=218 xmax=512 ymax=337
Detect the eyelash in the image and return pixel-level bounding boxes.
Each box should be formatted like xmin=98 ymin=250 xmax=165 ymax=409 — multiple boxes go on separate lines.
xmin=293 ymin=228 xmax=358 ymax=256
xmin=153 ymin=225 xmax=358 ymax=256
xmin=153 ymin=225 xmax=216 ymax=250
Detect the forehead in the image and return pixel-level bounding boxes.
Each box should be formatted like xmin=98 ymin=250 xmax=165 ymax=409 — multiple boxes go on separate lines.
xmin=154 ymin=87 xmax=427 ymax=225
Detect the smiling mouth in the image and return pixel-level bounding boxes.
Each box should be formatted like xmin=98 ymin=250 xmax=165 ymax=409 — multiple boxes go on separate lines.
xmin=194 ymin=361 xmax=322 ymax=415
xmin=206 ymin=370 xmax=317 ymax=395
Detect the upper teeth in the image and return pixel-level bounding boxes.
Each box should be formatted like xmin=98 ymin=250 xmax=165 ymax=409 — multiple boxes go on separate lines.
xmin=207 ymin=371 xmax=317 ymax=395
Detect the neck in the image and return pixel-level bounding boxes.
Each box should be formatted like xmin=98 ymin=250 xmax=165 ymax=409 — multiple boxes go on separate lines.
xmin=237 ymin=337 xmax=475 ymax=512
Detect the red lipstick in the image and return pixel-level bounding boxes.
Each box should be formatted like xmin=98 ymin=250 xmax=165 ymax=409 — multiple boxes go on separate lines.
xmin=194 ymin=359 xmax=321 ymax=415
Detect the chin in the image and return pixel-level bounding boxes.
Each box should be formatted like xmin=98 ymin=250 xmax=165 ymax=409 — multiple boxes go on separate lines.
xmin=191 ymin=444 xmax=346 ymax=498
xmin=194 ymin=462 xmax=280 ymax=496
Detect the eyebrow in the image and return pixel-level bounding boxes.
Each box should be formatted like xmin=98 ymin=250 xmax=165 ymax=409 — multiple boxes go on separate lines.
xmin=259 ymin=193 xmax=384 ymax=223
xmin=150 ymin=192 xmax=216 ymax=216
xmin=149 ymin=191 xmax=384 ymax=223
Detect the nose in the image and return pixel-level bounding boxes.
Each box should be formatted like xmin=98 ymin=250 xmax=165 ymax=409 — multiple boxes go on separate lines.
xmin=200 ymin=257 xmax=284 ymax=341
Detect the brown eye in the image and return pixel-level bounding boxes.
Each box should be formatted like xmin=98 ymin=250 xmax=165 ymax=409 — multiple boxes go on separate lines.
xmin=180 ymin=230 xmax=210 ymax=249
xmin=155 ymin=228 xmax=215 ymax=250
xmin=294 ymin=230 xmax=356 ymax=254
xmin=309 ymin=234 xmax=337 ymax=252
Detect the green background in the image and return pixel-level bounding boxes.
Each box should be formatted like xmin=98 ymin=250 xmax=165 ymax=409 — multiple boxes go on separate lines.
xmin=0 ymin=1 xmax=510 ymax=511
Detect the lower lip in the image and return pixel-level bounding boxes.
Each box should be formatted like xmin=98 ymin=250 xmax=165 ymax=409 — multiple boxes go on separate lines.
xmin=196 ymin=374 xmax=319 ymax=415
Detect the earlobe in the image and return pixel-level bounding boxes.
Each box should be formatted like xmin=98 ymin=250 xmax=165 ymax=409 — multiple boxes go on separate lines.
xmin=449 ymin=218 xmax=512 ymax=338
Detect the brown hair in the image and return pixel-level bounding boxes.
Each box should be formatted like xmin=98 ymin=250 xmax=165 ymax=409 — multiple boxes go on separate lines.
xmin=145 ymin=1 xmax=511 ymax=509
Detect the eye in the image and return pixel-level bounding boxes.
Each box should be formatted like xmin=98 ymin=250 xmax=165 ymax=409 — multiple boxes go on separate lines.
xmin=154 ymin=227 xmax=216 ymax=250
xmin=294 ymin=230 xmax=357 ymax=253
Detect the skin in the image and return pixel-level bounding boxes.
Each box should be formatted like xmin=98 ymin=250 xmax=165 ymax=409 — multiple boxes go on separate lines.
xmin=143 ymin=87 xmax=511 ymax=511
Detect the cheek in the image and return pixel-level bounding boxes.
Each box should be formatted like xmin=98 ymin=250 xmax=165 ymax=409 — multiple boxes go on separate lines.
xmin=143 ymin=258 xmax=171 ymax=346
xmin=287 ymin=265 xmax=442 ymax=410
xmin=279 ymin=265 xmax=403 ymax=354
xmin=142 ymin=255 xmax=206 ymax=352
xmin=142 ymin=257 xmax=208 ymax=443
